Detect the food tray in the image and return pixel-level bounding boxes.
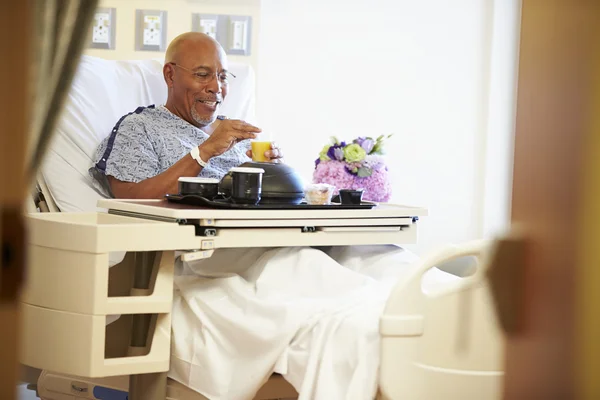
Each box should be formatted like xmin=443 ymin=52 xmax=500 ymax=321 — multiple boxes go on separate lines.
xmin=164 ymin=194 xmax=376 ymax=210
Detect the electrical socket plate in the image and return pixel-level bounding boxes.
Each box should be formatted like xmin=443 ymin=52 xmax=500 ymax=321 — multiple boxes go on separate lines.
xmin=135 ymin=9 xmax=167 ymax=51
xmin=192 ymin=14 xmax=218 ymax=40
xmin=90 ymin=8 xmax=116 ymax=49
xmin=191 ymin=14 xmax=252 ymax=56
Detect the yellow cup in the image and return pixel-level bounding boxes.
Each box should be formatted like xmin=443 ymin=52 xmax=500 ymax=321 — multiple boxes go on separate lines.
xmin=251 ymin=141 xmax=272 ymax=162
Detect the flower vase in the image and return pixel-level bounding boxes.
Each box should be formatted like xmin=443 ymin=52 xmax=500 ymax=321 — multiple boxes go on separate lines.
xmin=312 ymin=160 xmax=392 ymax=203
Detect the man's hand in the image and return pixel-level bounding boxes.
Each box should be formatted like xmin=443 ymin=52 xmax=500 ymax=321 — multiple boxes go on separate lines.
xmin=199 ymin=119 xmax=261 ymax=160
xmin=246 ymin=142 xmax=285 ymax=163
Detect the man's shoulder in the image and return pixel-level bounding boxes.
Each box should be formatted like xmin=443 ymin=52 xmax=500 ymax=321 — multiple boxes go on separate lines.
xmin=113 ymin=104 xmax=162 ymax=131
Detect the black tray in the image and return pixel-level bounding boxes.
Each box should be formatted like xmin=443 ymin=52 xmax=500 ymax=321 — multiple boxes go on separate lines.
xmin=165 ymin=194 xmax=376 ymax=210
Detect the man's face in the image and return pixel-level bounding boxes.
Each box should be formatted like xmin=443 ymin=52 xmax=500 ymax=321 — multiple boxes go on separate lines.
xmin=169 ymin=41 xmax=229 ymax=127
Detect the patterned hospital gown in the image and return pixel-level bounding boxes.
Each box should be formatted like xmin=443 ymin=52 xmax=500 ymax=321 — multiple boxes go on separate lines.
xmin=89 ymin=105 xmax=251 ymax=196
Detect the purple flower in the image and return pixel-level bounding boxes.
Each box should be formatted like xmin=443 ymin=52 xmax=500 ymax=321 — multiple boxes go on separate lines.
xmin=362 ymin=154 xmax=385 ymax=170
xmin=360 ymin=139 xmax=375 ymax=153
xmin=353 ymin=137 xmax=366 ymax=146
xmin=353 ymin=137 xmax=375 ymax=154
xmin=326 ymin=141 xmax=346 ymax=160
xmin=333 ymin=147 xmax=344 ymax=161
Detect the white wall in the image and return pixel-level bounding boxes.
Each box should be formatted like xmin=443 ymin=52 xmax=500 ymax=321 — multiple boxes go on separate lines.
xmin=481 ymin=0 xmax=522 ymax=238
xmin=257 ymin=0 xmax=520 ymax=255
xmin=85 ymin=0 xmax=260 ymax=77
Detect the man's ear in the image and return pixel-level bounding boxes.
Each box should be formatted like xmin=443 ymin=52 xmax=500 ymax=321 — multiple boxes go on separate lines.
xmin=163 ymin=63 xmax=175 ymax=88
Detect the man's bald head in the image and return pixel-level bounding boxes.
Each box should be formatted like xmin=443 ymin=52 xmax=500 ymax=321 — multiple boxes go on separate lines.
xmin=162 ymin=32 xmax=231 ymax=128
xmin=165 ymin=32 xmax=225 ymax=65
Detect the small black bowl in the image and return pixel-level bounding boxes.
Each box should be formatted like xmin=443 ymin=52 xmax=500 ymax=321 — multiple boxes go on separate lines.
xmin=178 ymin=177 xmax=220 ymax=199
xmin=339 ymin=189 xmax=364 ymax=205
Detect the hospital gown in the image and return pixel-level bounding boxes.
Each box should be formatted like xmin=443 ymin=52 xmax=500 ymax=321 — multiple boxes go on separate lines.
xmin=89 ymin=105 xmax=250 ymax=196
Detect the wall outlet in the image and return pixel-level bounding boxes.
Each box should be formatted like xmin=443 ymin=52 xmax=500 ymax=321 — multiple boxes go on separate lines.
xmin=92 ymin=13 xmax=109 ymax=43
xmin=192 ymin=14 xmax=218 ymax=39
xmin=192 ymin=13 xmax=252 ymax=56
xmin=201 ymin=19 xmax=218 ymax=39
xmin=90 ymin=8 xmax=116 ymax=49
xmin=143 ymin=15 xmax=162 ymax=46
xmin=135 ymin=10 xmax=167 ymax=51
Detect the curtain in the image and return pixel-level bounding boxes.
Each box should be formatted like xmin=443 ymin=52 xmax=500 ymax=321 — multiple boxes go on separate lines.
xmin=27 ymin=0 xmax=99 ymax=178
xmin=2 ymin=0 xmax=98 ymax=301
xmin=0 ymin=1 xmax=98 ymax=396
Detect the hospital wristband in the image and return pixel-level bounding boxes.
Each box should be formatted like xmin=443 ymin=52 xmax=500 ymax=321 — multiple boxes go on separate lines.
xmin=190 ymin=146 xmax=209 ymax=168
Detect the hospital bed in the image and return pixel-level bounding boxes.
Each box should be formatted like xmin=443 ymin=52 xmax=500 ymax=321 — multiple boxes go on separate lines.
xmin=20 ymin=55 xmax=505 ymax=399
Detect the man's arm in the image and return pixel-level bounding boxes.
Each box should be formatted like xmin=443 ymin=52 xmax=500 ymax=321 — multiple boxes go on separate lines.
xmin=108 ymin=119 xmax=260 ymax=199
xmin=108 ymin=145 xmax=212 ymax=199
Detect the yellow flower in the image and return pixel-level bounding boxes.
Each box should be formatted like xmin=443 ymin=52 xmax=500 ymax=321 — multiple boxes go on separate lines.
xmin=343 ymin=143 xmax=366 ymax=162
xmin=319 ymin=145 xmax=331 ymax=161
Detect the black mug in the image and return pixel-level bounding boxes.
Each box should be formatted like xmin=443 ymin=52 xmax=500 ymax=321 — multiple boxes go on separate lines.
xmin=229 ymin=167 xmax=264 ymax=205
xmin=339 ymin=189 xmax=364 ymax=205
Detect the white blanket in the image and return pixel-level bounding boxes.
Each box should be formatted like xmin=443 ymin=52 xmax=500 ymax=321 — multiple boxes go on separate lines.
xmin=168 ymin=245 xmax=458 ymax=399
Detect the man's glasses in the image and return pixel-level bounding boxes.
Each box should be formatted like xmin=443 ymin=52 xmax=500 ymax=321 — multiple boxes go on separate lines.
xmin=169 ymin=62 xmax=236 ymax=84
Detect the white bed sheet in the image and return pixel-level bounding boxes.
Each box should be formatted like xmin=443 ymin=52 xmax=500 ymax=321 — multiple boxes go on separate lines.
xmin=169 ymin=245 xmax=459 ymax=400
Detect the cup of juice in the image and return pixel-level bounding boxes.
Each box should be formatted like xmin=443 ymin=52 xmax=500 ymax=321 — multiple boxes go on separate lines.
xmin=251 ymin=141 xmax=272 ymax=162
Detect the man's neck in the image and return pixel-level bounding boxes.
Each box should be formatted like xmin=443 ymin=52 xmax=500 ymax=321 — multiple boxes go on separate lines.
xmin=162 ymin=102 xmax=218 ymax=135
xmin=162 ymin=102 xmax=200 ymax=128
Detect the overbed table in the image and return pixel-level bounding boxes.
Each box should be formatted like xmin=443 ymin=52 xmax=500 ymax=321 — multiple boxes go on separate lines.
xmin=22 ymin=198 xmax=427 ymax=400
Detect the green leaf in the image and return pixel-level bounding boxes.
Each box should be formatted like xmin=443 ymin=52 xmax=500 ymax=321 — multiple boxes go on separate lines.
xmin=371 ymin=143 xmax=382 ymax=154
xmin=357 ymin=167 xmax=373 ymax=177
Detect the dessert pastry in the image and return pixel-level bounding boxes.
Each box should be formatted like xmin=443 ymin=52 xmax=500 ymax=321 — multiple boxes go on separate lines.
xmin=304 ymin=183 xmax=335 ymax=205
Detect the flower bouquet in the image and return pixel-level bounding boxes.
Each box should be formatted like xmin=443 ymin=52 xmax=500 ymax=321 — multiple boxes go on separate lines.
xmin=312 ymin=134 xmax=393 ymax=202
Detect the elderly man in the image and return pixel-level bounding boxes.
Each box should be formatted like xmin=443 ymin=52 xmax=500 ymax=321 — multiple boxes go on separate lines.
xmin=90 ymin=32 xmax=433 ymax=400
xmin=91 ymin=32 xmax=282 ymax=198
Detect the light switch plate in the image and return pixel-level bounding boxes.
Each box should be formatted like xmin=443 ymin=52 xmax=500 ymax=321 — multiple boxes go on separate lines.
xmin=225 ymin=15 xmax=252 ymax=56
xmin=90 ymin=8 xmax=116 ymax=49
xmin=135 ymin=9 xmax=167 ymax=51
xmin=192 ymin=14 xmax=219 ymax=40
